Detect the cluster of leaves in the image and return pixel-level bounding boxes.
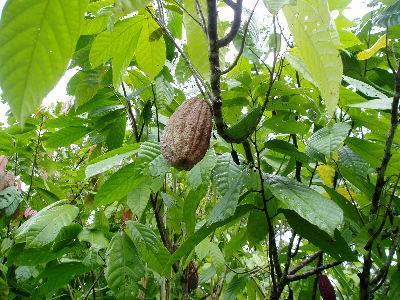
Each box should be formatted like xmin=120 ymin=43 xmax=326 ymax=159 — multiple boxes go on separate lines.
xmin=0 ymin=0 xmax=400 ymax=299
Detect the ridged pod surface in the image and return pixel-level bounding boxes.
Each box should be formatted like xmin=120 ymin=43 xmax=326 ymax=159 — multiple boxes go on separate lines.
xmin=160 ymin=98 xmax=212 ymax=170
xmin=318 ymin=274 xmax=336 ymax=300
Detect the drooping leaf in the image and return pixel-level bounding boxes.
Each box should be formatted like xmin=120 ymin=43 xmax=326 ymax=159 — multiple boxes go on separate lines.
xmin=284 ymin=0 xmax=343 ymax=115
xmin=283 ymin=210 xmax=356 ymax=261
xmin=105 ymin=232 xmax=144 ymax=300
xmin=225 ymin=106 xmax=262 ymax=141
xmin=348 ymin=98 xmax=393 ymax=110
xmin=265 ymin=174 xmax=343 ymax=236
xmin=184 ymin=0 xmax=210 ymax=77
xmin=135 ymin=14 xmax=166 ymax=78
xmin=196 ymin=240 xmax=225 ymax=274
xmin=0 ymin=0 xmax=88 ymax=123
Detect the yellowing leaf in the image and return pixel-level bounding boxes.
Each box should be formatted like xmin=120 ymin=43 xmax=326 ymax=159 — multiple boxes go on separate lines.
xmin=317 ymin=165 xmax=335 ymax=187
xmin=335 ymin=187 xmax=356 ymax=201
xmin=357 ymin=34 xmax=388 ymax=60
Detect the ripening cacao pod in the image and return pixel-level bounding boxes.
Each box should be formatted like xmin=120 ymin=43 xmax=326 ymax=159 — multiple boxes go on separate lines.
xmin=183 ymin=261 xmax=199 ymax=293
xmin=318 ymin=274 xmax=336 ymax=300
xmin=160 ymin=98 xmax=212 ymax=170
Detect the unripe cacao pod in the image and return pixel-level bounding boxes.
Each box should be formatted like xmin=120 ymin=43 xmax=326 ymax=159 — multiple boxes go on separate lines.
xmin=160 ymin=98 xmax=212 ymax=170
xmin=318 ymin=274 xmax=336 ymax=300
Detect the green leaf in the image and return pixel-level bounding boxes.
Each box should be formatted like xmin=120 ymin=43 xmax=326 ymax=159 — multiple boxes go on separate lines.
xmin=135 ymin=14 xmax=166 ymax=78
xmin=78 ymin=229 xmax=110 ymax=250
xmin=225 ymin=106 xmax=262 ymax=141
xmin=46 ymin=126 xmax=92 ymax=148
xmin=284 ymin=0 xmax=343 ymax=115
xmin=223 ymin=275 xmax=248 ymax=300
xmin=283 ymin=209 xmax=357 ymax=261
xmin=51 ymin=223 xmax=82 ymax=252
xmin=246 ymin=210 xmax=268 ymax=246
xmin=184 ymin=0 xmax=210 ymax=77
xmin=207 ymin=179 xmax=243 ymax=225
xmin=0 ymin=186 xmax=22 ymax=216
xmin=105 ymin=232 xmax=144 ymax=300
xmin=0 ymin=0 xmax=88 ymax=123
xmin=127 ymin=182 xmax=151 ymax=218
xmin=265 ymin=174 xmax=343 ymax=236
xmin=125 ymin=221 xmax=170 ymax=275
xmin=265 ymin=139 xmax=310 ymax=164
xmin=166 ymin=205 xmax=252 ymax=270
xmin=196 ymin=240 xmax=225 ymax=274
xmin=342 ymin=76 xmax=388 ymax=99
xmin=348 ymin=98 xmax=392 ymax=110
xmin=305 ymin=122 xmax=350 ymax=160
xmin=95 ymin=163 xmax=145 ymax=207
xmin=374 ymin=0 xmax=400 ymax=28
xmin=15 ymin=203 xmax=79 ymax=248
xmin=90 ymin=16 xmax=145 ymax=87
xmin=212 ymin=153 xmax=242 ymax=195
xmin=85 ymin=149 xmax=138 ymax=178
xmin=34 ymin=262 xmax=91 ymax=297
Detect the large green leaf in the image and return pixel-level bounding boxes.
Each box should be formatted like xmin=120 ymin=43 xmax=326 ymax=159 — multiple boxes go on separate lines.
xmin=0 ymin=0 xmax=88 ymax=123
xmin=34 ymin=262 xmax=91 ymax=297
xmin=90 ymin=16 xmax=145 ymax=87
xmin=135 ymin=14 xmax=166 ymax=78
xmin=85 ymin=148 xmax=138 ymax=178
xmin=196 ymin=240 xmax=225 ymax=274
xmin=342 ymin=76 xmax=389 ymax=99
xmin=305 ymin=122 xmax=351 ymax=160
xmin=105 ymin=232 xmax=144 ymax=300
xmin=15 ymin=203 xmax=79 ymax=248
xmin=265 ymin=174 xmax=343 ymax=236
xmin=283 ymin=210 xmax=356 ymax=261
xmin=284 ymin=0 xmax=343 ymax=115
xmin=45 ymin=126 xmax=92 ymax=149
xmin=95 ymin=163 xmax=145 ymax=206
xmin=125 ymin=221 xmax=170 ymax=275
xmin=184 ymin=0 xmax=209 ymax=77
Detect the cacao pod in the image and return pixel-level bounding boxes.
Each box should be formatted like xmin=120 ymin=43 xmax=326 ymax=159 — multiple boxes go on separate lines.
xmin=160 ymin=98 xmax=212 ymax=170
xmin=183 ymin=261 xmax=198 ymax=293
xmin=318 ymin=274 xmax=336 ymax=300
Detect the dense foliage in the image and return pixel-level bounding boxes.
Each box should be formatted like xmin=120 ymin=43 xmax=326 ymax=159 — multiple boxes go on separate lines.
xmin=1 ymin=0 xmax=400 ymax=299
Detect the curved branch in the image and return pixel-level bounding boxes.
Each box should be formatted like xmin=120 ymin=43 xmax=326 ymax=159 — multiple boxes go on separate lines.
xmin=221 ymin=0 xmax=259 ymax=75
xmin=217 ymin=0 xmax=243 ymax=48
xmin=286 ymin=261 xmax=342 ymax=282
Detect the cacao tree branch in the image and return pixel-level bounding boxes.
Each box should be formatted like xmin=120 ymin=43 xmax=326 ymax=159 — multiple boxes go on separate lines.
xmin=217 ymin=0 xmax=243 ymax=48
xmin=288 ymin=251 xmax=323 ymax=275
xmin=121 ymin=82 xmax=140 ymax=142
xmin=172 ymin=0 xmax=204 ymax=30
xmin=370 ymin=226 xmax=400 ymax=290
xmin=370 ymin=65 xmax=400 ymax=217
xmin=286 ymin=261 xmax=342 ymax=282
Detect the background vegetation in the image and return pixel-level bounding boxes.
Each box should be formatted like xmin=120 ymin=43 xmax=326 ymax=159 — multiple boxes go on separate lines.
xmin=0 ymin=0 xmax=400 ymax=299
